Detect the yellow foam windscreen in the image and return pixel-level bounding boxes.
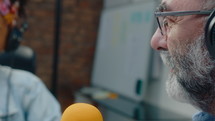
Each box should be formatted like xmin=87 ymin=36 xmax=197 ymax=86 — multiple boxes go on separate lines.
xmin=61 ymin=103 xmax=103 ymax=121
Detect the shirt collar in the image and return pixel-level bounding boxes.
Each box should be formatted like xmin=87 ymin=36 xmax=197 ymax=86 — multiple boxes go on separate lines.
xmin=0 ymin=88 xmax=19 ymax=118
xmin=193 ymin=111 xmax=215 ymax=121
xmin=0 ymin=66 xmax=19 ymax=118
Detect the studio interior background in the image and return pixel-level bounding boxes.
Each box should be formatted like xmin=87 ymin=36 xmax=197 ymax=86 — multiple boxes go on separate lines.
xmin=21 ymin=0 xmax=199 ymax=119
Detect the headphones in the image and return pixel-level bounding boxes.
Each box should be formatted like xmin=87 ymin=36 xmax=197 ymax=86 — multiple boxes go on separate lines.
xmin=5 ymin=22 xmax=28 ymax=52
xmin=205 ymin=9 xmax=215 ymax=58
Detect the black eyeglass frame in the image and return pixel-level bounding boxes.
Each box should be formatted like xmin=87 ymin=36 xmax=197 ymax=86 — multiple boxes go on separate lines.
xmin=154 ymin=10 xmax=213 ymax=35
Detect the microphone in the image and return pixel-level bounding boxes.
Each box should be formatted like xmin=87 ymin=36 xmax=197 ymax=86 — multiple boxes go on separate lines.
xmin=61 ymin=103 xmax=103 ymax=121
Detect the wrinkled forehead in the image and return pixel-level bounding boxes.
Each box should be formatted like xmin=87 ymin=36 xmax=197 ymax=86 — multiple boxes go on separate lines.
xmin=158 ymin=0 xmax=204 ymax=11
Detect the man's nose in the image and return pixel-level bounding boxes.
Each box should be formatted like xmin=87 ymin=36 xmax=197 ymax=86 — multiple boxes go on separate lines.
xmin=150 ymin=28 xmax=168 ymax=51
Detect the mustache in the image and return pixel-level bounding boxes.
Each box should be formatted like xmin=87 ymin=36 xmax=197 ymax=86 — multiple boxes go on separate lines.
xmin=160 ymin=51 xmax=179 ymax=72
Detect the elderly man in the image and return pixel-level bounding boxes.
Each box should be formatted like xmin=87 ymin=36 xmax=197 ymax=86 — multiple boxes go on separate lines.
xmin=151 ymin=0 xmax=215 ymax=120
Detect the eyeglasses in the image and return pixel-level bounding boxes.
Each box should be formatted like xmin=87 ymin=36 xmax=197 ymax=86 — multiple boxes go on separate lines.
xmin=154 ymin=10 xmax=213 ymax=36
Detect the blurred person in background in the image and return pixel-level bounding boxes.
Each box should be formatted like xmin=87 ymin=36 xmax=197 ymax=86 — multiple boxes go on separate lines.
xmin=151 ymin=0 xmax=215 ymax=120
xmin=0 ymin=0 xmax=61 ymax=120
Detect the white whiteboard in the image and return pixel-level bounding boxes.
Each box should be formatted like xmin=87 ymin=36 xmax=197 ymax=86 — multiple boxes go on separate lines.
xmin=91 ymin=0 xmax=158 ymax=101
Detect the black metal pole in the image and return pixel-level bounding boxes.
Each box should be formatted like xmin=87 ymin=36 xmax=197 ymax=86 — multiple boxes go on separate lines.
xmin=51 ymin=0 xmax=62 ymax=97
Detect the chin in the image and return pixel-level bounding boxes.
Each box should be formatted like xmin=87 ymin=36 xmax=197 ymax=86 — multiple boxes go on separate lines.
xmin=166 ymin=72 xmax=214 ymax=112
xmin=166 ymin=73 xmax=191 ymax=103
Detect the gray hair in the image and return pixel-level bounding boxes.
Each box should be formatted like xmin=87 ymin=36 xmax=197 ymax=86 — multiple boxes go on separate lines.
xmin=203 ymin=0 xmax=215 ymax=9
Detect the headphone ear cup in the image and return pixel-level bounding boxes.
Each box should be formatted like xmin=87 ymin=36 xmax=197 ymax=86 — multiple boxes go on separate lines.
xmin=205 ymin=10 xmax=215 ymax=58
xmin=5 ymin=27 xmax=22 ymax=52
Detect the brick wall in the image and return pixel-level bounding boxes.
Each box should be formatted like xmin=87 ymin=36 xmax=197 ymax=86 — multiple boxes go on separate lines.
xmin=23 ymin=0 xmax=103 ymax=110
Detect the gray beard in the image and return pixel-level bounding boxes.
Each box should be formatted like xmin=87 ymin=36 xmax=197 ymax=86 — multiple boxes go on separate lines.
xmin=160 ymin=34 xmax=215 ymax=111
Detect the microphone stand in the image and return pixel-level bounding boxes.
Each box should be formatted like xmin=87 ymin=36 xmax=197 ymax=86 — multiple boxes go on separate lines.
xmin=51 ymin=0 xmax=62 ymax=98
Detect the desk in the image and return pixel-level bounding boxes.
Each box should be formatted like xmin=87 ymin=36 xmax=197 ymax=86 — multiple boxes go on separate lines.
xmin=75 ymin=89 xmax=191 ymax=121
